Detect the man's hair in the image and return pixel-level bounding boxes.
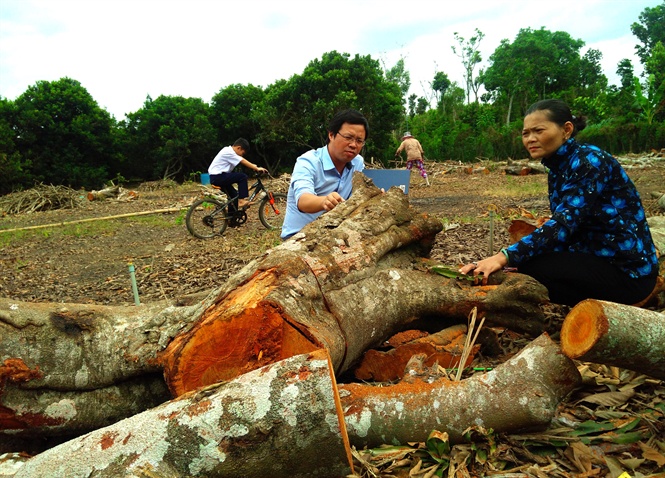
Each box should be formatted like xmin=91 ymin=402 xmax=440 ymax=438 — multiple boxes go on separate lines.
xmin=233 ymin=138 xmax=250 ymax=151
xmin=327 ymin=109 xmax=369 ymax=144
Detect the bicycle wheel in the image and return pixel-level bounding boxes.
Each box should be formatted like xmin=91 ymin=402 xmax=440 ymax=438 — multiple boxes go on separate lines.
xmin=186 ymin=198 xmax=229 ymax=239
xmin=258 ymin=192 xmax=287 ymax=230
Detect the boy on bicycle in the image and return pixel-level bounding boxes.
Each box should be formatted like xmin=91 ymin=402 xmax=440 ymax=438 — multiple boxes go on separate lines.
xmin=208 ymin=138 xmax=267 ymax=209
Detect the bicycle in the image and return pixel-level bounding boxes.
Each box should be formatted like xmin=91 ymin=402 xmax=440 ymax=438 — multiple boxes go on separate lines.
xmin=185 ymin=174 xmax=287 ymax=239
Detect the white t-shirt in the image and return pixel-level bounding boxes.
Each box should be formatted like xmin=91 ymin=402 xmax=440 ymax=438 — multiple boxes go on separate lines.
xmin=208 ymin=146 xmax=242 ymax=174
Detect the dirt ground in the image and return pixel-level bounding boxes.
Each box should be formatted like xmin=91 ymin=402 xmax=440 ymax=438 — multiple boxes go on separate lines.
xmin=1 ymin=156 xmax=664 ymax=476
xmin=1 ymin=157 xmax=663 ymax=307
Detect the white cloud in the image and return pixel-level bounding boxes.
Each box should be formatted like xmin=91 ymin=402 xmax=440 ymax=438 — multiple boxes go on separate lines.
xmin=0 ymin=0 xmax=654 ymax=119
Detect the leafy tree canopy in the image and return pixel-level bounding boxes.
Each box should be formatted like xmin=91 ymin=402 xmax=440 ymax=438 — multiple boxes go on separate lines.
xmin=12 ymin=77 xmax=116 ymax=190
xmin=631 ymin=2 xmax=665 ymax=66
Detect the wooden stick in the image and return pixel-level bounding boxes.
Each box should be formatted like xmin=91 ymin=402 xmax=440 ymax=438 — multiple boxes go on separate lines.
xmin=0 ymin=208 xmax=184 ymax=234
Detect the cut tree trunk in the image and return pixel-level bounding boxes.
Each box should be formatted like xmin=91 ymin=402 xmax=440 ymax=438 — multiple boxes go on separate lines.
xmin=1 ymin=173 xmax=549 ymax=442
xmin=341 ymin=333 xmax=582 ymax=447
xmin=10 ymin=335 xmax=579 ymax=477
xmin=160 ymin=174 xmax=549 ymax=396
xmin=11 ymin=349 xmax=354 ymax=478
xmin=560 ymin=299 xmax=665 ymax=379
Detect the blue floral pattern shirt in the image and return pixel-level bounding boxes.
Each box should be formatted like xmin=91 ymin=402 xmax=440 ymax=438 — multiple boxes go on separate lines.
xmin=505 ymin=139 xmax=658 ymax=279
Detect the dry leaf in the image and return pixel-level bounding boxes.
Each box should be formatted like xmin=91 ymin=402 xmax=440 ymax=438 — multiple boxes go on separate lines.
xmin=639 ymin=441 xmax=665 ymax=466
xmin=578 ymin=388 xmax=636 ymax=407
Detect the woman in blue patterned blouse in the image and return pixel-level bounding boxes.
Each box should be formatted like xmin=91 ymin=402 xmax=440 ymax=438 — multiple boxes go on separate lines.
xmin=459 ymin=99 xmax=659 ymax=306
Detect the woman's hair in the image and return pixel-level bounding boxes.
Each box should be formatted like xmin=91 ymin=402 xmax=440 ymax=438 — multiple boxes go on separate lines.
xmin=327 ymin=109 xmax=369 ymax=143
xmin=526 ymin=99 xmax=587 ymax=137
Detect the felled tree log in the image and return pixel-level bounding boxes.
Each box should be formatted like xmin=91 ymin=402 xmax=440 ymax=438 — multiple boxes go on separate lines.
xmin=464 ymin=166 xmax=490 ymax=175
xmin=86 ymin=185 xmax=120 ymax=201
xmin=161 ymin=172 xmax=549 ymax=395
xmin=86 ymin=185 xmax=138 ymax=201
xmin=0 ymin=299 xmax=203 ymax=443
xmin=560 ymin=299 xmax=665 ymax=379
xmin=505 ymin=159 xmax=548 ymax=174
xmin=341 ymin=333 xmax=582 ymax=447
xmin=1 ymin=173 xmax=549 ymax=441
xmin=11 ymin=349 xmax=354 ymax=478
xmin=8 ymin=335 xmax=580 ymax=477
xmin=353 ymin=324 xmax=478 ymax=382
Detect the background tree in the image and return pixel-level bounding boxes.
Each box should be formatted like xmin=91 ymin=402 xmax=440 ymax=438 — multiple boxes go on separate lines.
xmin=11 ymin=78 xmax=116 ymax=190
xmin=209 ymin=83 xmax=265 ymax=151
xmin=631 ymin=2 xmax=665 ymax=68
xmin=0 ymin=97 xmax=30 ymax=194
xmin=384 ymin=58 xmax=411 ymax=104
xmin=255 ymin=51 xmax=403 ymax=170
xmin=431 ymin=71 xmax=451 ymax=112
xmin=452 ymin=28 xmax=485 ymax=104
xmin=483 ymin=28 xmax=586 ymax=125
xmin=121 ymin=95 xmax=215 ymax=182
xmin=385 ymin=58 xmax=411 ymax=134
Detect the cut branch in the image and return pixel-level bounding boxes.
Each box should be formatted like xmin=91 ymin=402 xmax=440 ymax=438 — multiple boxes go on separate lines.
xmin=560 ymin=299 xmax=665 ymax=379
xmin=341 ymin=333 xmax=582 ymax=447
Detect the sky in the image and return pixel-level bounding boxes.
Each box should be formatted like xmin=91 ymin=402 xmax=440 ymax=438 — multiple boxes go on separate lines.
xmin=0 ymin=0 xmax=658 ymax=120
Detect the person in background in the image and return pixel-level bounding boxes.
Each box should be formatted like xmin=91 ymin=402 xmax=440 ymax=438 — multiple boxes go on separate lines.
xmin=459 ymin=99 xmax=658 ymax=307
xmin=395 ymin=132 xmax=430 ymax=186
xmin=281 ymin=109 xmax=368 ymax=240
xmin=208 ymin=138 xmax=267 ymax=209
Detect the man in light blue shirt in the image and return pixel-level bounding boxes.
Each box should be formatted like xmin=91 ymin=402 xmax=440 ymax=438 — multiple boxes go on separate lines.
xmin=281 ymin=109 xmax=368 ymax=240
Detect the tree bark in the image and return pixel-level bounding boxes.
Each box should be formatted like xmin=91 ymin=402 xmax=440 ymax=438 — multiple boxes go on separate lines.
xmin=7 ymin=335 xmax=581 ymax=477
xmin=11 ymin=349 xmax=354 ymax=478
xmin=161 ymin=174 xmax=549 ymax=396
xmin=560 ymin=299 xmax=665 ymax=379
xmin=341 ymin=333 xmax=582 ymax=447
xmin=1 ymin=173 xmax=549 ymax=441
xmin=0 ymin=298 xmax=204 ymax=440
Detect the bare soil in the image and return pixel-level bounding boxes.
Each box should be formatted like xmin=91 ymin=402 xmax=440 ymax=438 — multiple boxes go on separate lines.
xmin=1 ymin=157 xmax=664 ymax=476
xmin=2 ymin=158 xmax=662 ymax=307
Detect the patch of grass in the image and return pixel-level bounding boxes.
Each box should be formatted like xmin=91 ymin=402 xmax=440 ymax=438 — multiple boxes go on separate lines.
xmin=488 ymin=176 xmax=547 ymax=198
xmin=131 ymin=214 xmax=177 ymax=228
xmin=0 ymin=213 xmax=178 ymax=246
xmin=0 ymin=229 xmax=29 ymax=248
xmin=229 ymin=227 xmax=283 ymax=256
xmin=174 ymin=209 xmax=187 ymax=226
xmin=60 ymin=221 xmax=118 ymax=238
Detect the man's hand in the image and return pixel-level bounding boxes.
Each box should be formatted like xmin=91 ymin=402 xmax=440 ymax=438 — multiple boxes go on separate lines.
xmin=321 ymin=192 xmax=344 ymax=211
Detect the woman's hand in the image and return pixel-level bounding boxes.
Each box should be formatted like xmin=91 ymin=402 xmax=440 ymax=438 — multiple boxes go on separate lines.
xmin=459 ymin=252 xmax=508 ymax=285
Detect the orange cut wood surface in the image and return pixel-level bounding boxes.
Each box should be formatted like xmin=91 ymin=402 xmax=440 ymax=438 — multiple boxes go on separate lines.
xmin=560 ymin=300 xmax=608 ymax=358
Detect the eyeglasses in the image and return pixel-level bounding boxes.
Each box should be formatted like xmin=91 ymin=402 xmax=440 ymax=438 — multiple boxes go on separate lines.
xmin=337 ymin=132 xmax=366 ymax=146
